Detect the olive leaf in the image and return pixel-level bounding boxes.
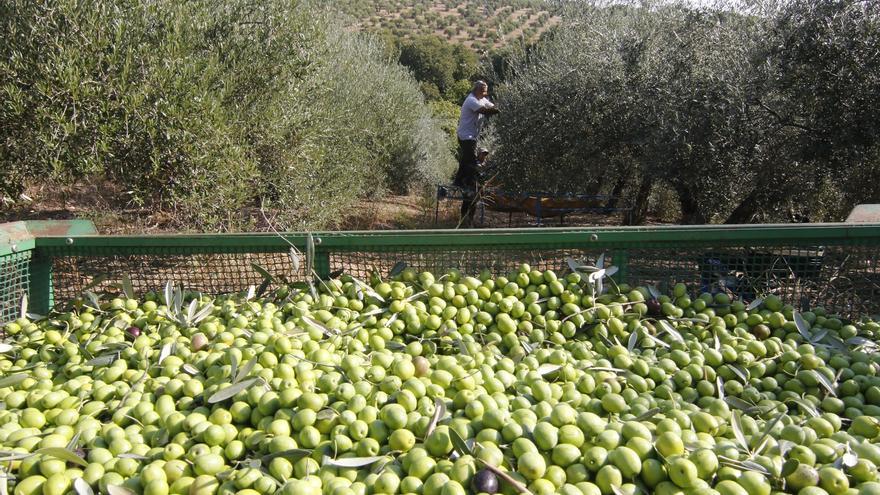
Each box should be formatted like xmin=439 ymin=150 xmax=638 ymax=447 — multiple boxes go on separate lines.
xmin=634 ymin=408 xmax=661 ymax=421
xmin=424 ymin=397 xmax=447 ymax=439
xmin=627 ymin=330 xmax=638 ymax=352
xmin=229 ymin=352 xmax=239 ymax=381
xmin=389 ymin=261 xmax=407 ymax=278
xmin=158 ymin=343 xmax=174 ymax=365
xmin=163 ymin=281 xmax=174 ymax=309
xmin=301 ymin=315 xmax=337 ymax=337
xmin=752 ymin=413 xmax=786 ymax=457
xmin=475 ymin=460 xmax=535 ymax=495
xmin=717 ymin=377 xmax=726 ymax=400
xmin=350 ymin=276 xmax=385 ymax=302
xmin=260 ymin=449 xmax=312 ymax=465
xmin=317 ymin=409 xmax=338 ymax=422
xmin=106 ymin=486 xmax=136 ymax=495
xmin=449 ymin=428 xmax=474 ymax=457
xmin=234 ymin=357 xmax=258 ymax=384
xmin=786 ymin=397 xmax=820 ymax=418
xmin=73 ymin=479 xmax=94 ymax=495
xmin=813 ymin=371 xmax=837 ymax=397
xmin=20 ymin=294 xmax=28 ymax=320
xmin=182 ymin=364 xmax=200 ymax=375
xmin=793 ymin=311 xmax=811 ymax=340
xmin=117 ymin=453 xmax=149 ymax=460
xmin=645 ymin=333 xmax=671 ymax=348
xmin=0 ymin=343 xmax=13 ymax=354
xmin=0 ymin=468 xmax=7 ymax=495
xmin=731 ymin=412 xmax=749 ymax=453
xmin=322 ymin=455 xmax=387 ymax=468
xmin=728 ymin=364 xmax=749 ymax=384
xmin=647 ymin=285 xmax=661 ymax=299
xmin=289 ymin=247 xmax=301 ymax=274
xmin=746 ymin=298 xmax=763 ymax=310
xmin=84 ymin=291 xmax=101 ymax=311
xmin=724 ymin=396 xmax=761 ymax=414
xmin=85 ymin=354 xmax=117 ymax=367
xmin=537 ymin=364 xmax=562 ymax=376
xmin=208 ymin=377 xmax=262 ymax=404
xmin=35 ymin=447 xmax=88 ymax=467
xmin=656 ymin=320 xmax=683 ymax=343
xmin=121 ymin=275 xmax=135 ymax=300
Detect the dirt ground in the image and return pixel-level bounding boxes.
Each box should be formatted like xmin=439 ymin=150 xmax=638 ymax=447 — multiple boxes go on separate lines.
xmin=1 ymin=181 xmax=640 ymax=234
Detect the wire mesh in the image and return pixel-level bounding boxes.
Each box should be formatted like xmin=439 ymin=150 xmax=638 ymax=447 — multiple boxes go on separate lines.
xmin=0 ymin=251 xmax=31 ymax=323
xmin=22 ymin=232 xmax=880 ymax=319
xmin=49 ymin=247 xmax=303 ymax=304
xmin=327 ymin=246 xmax=611 ymax=279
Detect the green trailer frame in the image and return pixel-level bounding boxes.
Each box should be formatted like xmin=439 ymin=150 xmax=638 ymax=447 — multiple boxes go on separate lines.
xmin=4 ymin=220 xmax=880 ymax=322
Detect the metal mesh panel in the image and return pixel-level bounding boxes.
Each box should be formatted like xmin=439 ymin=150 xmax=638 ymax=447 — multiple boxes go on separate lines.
xmin=1 ymin=251 xmax=31 ymax=323
xmin=327 ymin=246 xmax=612 ymax=279
xmin=49 ymin=248 xmax=303 ymax=303
xmin=25 ymin=227 xmax=880 ymax=319
xmin=625 ymin=245 xmax=880 ymax=316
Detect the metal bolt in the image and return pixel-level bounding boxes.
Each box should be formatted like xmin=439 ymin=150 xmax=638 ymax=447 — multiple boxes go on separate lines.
xmin=314 ymin=237 xmax=323 ymax=245
xmin=10 ymin=244 xmax=17 ymax=252
xmin=590 ymin=234 xmax=599 ymax=241
xmin=66 ymin=237 xmax=74 ymax=245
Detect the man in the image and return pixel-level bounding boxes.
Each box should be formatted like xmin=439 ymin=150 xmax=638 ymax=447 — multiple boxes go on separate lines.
xmin=454 ymin=81 xmax=499 ymax=226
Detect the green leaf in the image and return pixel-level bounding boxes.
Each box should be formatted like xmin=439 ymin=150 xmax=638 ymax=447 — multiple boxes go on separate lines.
xmin=475 ymin=460 xmax=535 ymax=495
xmin=234 ymin=357 xmax=258 ymax=384
xmin=35 ymin=447 xmax=88 ymax=467
xmin=793 ymin=311 xmax=811 ymax=340
xmin=389 ymin=261 xmax=407 ymax=278
xmin=73 ymin=478 xmax=94 ymax=495
xmin=745 ymin=298 xmax=763 ymax=310
xmin=106 ymin=486 xmax=136 ymax=495
xmin=537 ymin=364 xmax=562 ymax=376
xmin=657 ymin=320 xmax=683 ymax=343
xmin=730 ymin=412 xmax=749 ymax=453
xmin=0 ymin=373 xmax=28 ymax=388
xmin=251 ymin=263 xmax=277 ymax=284
xmin=121 ymin=275 xmax=135 ymax=300
xmin=424 ymin=397 xmax=446 ymax=439
xmin=158 ymin=343 xmax=174 ymax=364
xmin=164 ymin=281 xmax=174 ymax=309
xmin=260 ymin=449 xmax=312 ymax=465
xmin=208 ymin=378 xmax=262 ymax=404
xmin=322 ymin=455 xmax=387 ymax=468
xmin=449 ymin=428 xmax=473 ymax=457
xmin=0 ymin=343 xmax=13 ymax=353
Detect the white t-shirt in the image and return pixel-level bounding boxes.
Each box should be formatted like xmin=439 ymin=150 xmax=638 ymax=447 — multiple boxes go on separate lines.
xmin=456 ymin=93 xmax=495 ymax=140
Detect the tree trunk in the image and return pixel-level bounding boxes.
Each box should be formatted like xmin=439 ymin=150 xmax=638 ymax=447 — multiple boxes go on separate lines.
xmin=606 ymin=176 xmax=627 ymax=209
xmin=676 ymin=185 xmax=707 ymax=224
xmin=724 ymin=189 xmax=761 ymax=224
xmin=625 ymin=177 xmax=653 ymax=225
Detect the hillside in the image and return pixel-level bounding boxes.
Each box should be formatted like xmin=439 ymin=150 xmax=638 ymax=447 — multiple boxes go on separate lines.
xmin=323 ymin=0 xmax=561 ymax=52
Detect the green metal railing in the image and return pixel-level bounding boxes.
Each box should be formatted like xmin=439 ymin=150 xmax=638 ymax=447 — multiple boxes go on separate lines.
xmin=3 ymin=220 xmax=880 ymax=322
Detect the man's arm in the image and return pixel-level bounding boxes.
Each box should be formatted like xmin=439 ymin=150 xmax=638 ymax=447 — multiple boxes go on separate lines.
xmin=477 ymin=106 xmax=500 ymax=115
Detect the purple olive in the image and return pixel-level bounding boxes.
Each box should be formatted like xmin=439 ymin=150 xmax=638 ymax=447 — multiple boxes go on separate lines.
xmin=472 ymin=469 xmax=499 ymax=494
xmin=125 ymin=326 xmax=141 ymax=339
xmin=646 ymin=298 xmax=662 ymax=316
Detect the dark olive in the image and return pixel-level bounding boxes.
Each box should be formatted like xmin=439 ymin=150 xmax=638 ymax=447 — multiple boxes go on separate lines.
xmin=646 ymin=298 xmax=662 ymax=316
xmin=125 ymin=326 xmax=141 ymax=339
xmin=472 ymin=469 xmax=499 ymax=494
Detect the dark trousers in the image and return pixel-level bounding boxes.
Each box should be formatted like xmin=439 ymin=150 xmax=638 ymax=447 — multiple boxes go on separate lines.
xmin=455 ymin=139 xmax=479 ymax=223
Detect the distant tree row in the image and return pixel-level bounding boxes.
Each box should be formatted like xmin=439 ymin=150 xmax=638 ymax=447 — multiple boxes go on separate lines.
xmin=490 ymin=0 xmax=880 ymax=224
